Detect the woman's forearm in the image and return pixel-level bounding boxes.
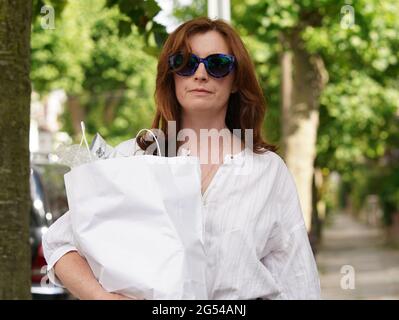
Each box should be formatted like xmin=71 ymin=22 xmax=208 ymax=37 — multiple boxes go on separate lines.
xmin=54 ymin=251 xmax=120 ymax=300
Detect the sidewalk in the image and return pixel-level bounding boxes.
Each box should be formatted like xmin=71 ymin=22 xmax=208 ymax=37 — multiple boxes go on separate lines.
xmin=316 ymin=213 xmax=399 ymax=299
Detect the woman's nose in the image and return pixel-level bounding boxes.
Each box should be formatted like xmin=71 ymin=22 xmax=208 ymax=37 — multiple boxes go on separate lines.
xmin=194 ymin=62 xmax=208 ymax=81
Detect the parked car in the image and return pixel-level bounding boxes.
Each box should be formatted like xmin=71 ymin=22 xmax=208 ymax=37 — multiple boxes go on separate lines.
xmin=30 ymin=159 xmax=71 ymax=299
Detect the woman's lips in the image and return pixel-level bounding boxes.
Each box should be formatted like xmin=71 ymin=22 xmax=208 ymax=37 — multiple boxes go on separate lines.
xmin=190 ymin=89 xmax=212 ymax=95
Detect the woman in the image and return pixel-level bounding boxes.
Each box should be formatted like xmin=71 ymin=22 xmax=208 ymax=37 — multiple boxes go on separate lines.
xmin=43 ymin=17 xmax=321 ymax=300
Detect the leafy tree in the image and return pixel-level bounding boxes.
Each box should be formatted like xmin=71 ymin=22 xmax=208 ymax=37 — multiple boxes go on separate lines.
xmin=31 ymin=0 xmax=161 ymax=145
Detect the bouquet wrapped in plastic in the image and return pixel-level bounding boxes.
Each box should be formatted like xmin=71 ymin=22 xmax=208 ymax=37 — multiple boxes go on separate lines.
xmin=56 ymin=122 xmax=207 ymax=300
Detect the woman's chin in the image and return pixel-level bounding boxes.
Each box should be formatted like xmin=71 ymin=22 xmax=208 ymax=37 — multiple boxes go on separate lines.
xmin=182 ymin=103 xmax=215 ymax=112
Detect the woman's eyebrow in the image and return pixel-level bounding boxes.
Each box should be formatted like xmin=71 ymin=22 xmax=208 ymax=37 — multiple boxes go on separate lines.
xmin=194 ymin=51 xmax=228 ymax=57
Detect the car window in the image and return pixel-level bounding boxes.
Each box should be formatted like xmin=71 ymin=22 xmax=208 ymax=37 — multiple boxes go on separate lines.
xmin=31 ymin=163 xmax=70 ymax=222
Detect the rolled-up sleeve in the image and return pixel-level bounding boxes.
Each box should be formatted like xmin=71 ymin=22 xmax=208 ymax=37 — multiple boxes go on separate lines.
xmin=260 ymin=157 xmax=321 ymax=299
xmin=42 ymin=210 xmax=78 ymax=287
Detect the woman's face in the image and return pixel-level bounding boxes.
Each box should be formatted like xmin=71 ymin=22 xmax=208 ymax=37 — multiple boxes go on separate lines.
xmin=173 ymin=30 xmax=236 ymax=115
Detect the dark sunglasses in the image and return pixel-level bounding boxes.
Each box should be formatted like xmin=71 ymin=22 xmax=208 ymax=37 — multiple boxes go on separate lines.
xmin=168 ymin=52 xmax=236 ymax=78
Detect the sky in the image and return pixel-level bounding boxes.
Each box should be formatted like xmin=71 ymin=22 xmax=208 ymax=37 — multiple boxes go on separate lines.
xmin=154 ymin=0 xmax=194 ymax=33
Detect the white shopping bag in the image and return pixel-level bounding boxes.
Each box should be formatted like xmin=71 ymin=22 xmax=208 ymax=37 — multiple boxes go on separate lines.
xmin=64 ymin=126 xmax=207 ymax=300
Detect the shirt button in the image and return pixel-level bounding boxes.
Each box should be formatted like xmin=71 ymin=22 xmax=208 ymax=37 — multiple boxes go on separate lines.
xmin=224 ymin=154 xmax=233 ymax=164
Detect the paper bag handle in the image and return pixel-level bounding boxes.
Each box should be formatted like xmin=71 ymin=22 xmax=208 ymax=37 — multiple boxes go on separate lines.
xmin=134 ymin=129 xmax=162 ymax=157
xmin=79 ymin=121 xmax=93 ymax=160
xmin=78 ymin=122 xmax=162 ymax=158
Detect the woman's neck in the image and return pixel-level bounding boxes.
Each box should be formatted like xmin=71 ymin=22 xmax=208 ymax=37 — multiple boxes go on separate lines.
xmin=178 ymin=114 xmax=244 ymax=163
xmin=180 ymin=109 xmax=227 ymax=134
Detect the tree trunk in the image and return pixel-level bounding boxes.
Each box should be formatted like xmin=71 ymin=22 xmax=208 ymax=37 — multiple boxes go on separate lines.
xmin=66 ymin=95 xmax=85 ymax=135
xmin=0 ymin=1 xmax=33 ymax=299
xmin=280 ymin=29 xmax=328 ymax=232
xmin=104 ymin=89 xmax=124 ymax=125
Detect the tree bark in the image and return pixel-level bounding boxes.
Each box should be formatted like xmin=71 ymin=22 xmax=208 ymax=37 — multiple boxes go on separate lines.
xmin=0 ymin=1 xmax=33 ymax=299
xmin=66 ymin=95 xmax=85 ymax=136
xmin=103 ymin=89 xmax=124 ymax=125
xmin=280 ymin=29 xmax=328 ymax=232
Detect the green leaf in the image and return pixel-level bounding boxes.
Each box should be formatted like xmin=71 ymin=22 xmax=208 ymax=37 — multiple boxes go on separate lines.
xmin=118 ymin=19 xmax=132 ymax=37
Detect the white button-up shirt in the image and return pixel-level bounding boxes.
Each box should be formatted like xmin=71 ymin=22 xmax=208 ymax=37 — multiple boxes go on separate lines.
xmin=42 ymin=138 xmax=321 ymax=299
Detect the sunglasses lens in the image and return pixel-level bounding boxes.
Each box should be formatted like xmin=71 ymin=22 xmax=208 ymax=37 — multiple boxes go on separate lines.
xmin=169 ymin=54 xmax=197 ymax=76
xmin=207 ymin=54 xmax=234 ymax=77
